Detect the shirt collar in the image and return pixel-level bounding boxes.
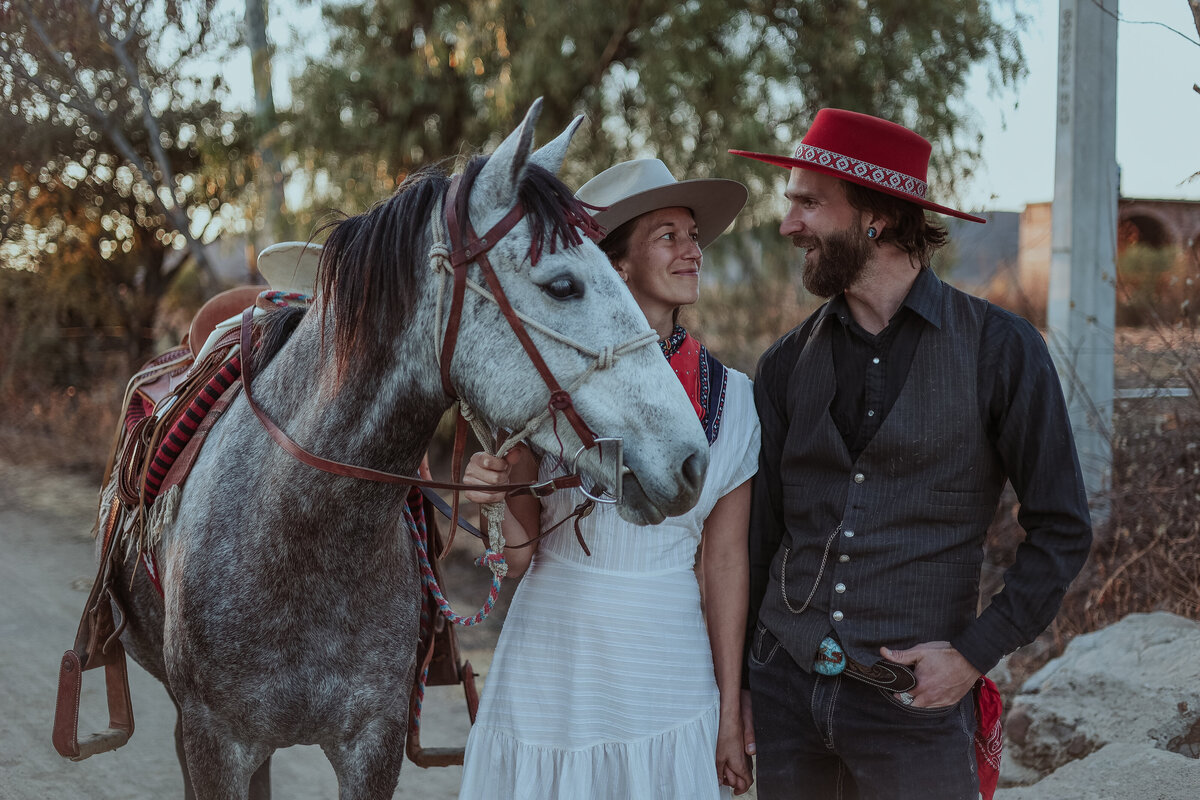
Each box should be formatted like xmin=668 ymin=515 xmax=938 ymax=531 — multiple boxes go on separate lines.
xmin=819 ymin=267 xmax=945 ymax=332
xmin=902 ymin=267 xmax=945 ymax=330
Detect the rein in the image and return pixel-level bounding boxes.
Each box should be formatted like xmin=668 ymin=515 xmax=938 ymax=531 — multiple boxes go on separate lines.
xmin=238 ymin=165 xmax=658 ymax=623
xmin=238 ymin=306 xmax=582 ymax=498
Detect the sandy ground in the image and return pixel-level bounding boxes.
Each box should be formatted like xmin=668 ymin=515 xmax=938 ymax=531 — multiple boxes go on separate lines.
xmin=0 ymin=460 xmax=490 ymax=800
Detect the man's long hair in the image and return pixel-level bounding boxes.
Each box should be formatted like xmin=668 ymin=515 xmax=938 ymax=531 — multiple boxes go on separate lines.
xmin=843 ymin=182 xmax=948 ymax=269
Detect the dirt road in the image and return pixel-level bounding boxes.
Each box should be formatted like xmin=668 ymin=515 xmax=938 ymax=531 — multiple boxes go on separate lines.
xmin=0 ymin=461 xmax=480 ymax=799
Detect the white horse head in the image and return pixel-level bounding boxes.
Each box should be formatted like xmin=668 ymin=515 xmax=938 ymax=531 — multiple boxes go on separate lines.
xmin=447 ymin=99 xmax=709 ymax=524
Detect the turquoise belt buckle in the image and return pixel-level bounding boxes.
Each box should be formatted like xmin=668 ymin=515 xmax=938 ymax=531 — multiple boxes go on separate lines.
xmin=814 ymin=636 xmax=847 ymax=676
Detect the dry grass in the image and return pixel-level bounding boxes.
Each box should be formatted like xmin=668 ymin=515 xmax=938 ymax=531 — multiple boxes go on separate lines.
xmin=0 ymin=383 xmax=121 ymax=477
xmin=987 ymin=324 xmax=1200 ymax=692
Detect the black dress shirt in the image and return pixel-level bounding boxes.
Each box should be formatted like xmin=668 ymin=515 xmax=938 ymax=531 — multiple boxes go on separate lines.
xmin=748 ymin=268 xmax=1093 ymax=674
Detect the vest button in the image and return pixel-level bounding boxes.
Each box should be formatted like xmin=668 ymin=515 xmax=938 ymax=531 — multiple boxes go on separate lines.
xmin=854 ymin=472 xmax=865 ymax=483
xmin=835 ymin=583 xmax=846 ymax=593
xmin=843 ymin=530 xmax=854 ymax=538
xmin=839 ymin=554 xmax=850 ymax=562
xmin=832 ymin=611 xmax=844 ymax=622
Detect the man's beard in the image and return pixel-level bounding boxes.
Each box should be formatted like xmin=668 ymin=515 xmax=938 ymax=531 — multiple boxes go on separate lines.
xmin=800 ymin=226 xmax=871 ymax=298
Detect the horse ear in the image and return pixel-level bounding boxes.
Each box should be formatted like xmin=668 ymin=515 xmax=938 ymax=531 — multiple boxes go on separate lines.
xmin=470 ymin=98 xmax=543 ymax=227
xmin=528 ymin=115 xmax=584 ymax=176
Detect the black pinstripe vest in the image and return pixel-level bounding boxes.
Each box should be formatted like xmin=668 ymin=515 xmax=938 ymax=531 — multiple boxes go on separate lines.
xmin=759 ymin=281 xmax=1004 ymax=671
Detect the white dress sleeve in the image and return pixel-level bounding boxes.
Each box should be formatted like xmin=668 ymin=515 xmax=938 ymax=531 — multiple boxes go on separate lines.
xmin=708 ymin=368 xmax=761 ymax=501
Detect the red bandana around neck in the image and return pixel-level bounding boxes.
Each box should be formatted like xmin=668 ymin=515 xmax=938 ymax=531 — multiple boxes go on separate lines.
xmin=664 ymin=331 xmax=706 ymax=424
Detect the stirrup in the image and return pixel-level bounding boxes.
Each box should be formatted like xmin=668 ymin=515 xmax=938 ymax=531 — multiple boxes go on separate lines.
xmin=405 ymin=663 xmax=479 ymax=768
xmin=52 ymin=641 xmax=135 ymax=760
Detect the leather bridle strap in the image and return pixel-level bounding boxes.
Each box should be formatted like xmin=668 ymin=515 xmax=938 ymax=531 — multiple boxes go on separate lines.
xmin=238 ymin=307 xmax=582 ymax=495
xmin=439 ymin=174 xmax=527 ymax=401
xmin=441 ymin=174 xmax=597 ymax=451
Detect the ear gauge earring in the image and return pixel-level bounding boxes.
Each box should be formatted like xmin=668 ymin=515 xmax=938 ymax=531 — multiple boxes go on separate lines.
xmin=867 ymin=227 xmax=878 ymax=239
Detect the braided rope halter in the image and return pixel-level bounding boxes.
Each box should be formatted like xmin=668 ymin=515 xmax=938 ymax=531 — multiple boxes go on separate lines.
xmin=421 ymin=173 xmax=659 ymax=614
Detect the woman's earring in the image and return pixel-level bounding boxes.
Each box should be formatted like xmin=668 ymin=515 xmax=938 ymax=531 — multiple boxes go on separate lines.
xmin=867 ymin=227 xmax=878 ymax=239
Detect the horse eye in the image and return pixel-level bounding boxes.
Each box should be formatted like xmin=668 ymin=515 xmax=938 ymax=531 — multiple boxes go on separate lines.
xmin=541 ymin=276 xmax=582 ymax=300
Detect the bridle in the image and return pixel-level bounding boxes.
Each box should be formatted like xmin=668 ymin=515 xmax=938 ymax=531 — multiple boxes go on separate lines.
xmin=239 ymin=166 xmax=660 ymax=556
xmin=434 ymin=172 xmax=658 ymax=489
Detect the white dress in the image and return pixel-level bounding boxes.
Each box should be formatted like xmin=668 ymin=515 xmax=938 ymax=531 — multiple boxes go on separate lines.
xmin=458 ymin=369 xmax=760 ymax=800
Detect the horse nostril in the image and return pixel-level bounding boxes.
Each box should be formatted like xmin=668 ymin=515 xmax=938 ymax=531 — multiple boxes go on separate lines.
xmin=681 ymin=451 xmax=706 ymax=494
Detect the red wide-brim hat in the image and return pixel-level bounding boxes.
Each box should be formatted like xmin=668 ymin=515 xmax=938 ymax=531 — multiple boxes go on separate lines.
xmin=730 ymin=108 xmax=985 ymax=224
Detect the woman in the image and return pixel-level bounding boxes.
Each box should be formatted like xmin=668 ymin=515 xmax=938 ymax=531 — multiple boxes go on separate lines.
xmin=457 ymin=158 xmax=759 ymax=799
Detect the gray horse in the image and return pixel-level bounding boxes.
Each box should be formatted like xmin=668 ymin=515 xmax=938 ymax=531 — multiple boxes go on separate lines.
xmin=108 ymin=101 xmax=710 ymax=799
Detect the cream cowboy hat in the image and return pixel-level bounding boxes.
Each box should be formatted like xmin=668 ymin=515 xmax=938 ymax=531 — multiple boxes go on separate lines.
xmin=256 ymin=241 xmax=323 ymax=296
xmin=189 ymin=241 xmax=321 ymax=362
xmin=575 ymin=159 xmax=748 ymax=249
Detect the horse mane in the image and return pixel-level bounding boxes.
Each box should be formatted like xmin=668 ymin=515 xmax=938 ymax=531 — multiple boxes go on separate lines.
xmin=250 ymin=305 xmax=307 ymax=375
xmin=317 ymin=156 xmax=600 ymax=377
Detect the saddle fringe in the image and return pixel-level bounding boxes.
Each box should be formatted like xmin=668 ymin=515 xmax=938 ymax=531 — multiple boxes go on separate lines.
xmin=143 ymin=485 xmax=180 ymax=553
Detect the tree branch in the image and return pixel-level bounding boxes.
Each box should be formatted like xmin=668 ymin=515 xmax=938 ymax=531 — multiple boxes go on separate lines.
xmin=543 ymin=0 xmax=646 ymax=123
xmin=85 ymin=2 xmax=215 ymax=278
xmin=119 ymin=0 xmax=154 ymax=48
xmin=0 ymin=45 xmax=97 ymax=121
xmin=16 ymin=0 xmax=214 ymax=279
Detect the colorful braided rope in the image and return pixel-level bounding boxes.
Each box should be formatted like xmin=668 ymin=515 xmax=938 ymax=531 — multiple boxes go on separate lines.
xmin=405 ymin=490 xmax=503 ymax=732
xmin=404 ymin=500 xmax=503 ymax=627
xmin=412 ymin=663 xmax=430 ymax=733
xmin=143 ymin=356 xmax=242 ymax=504
xmin=259 ymin=289 xmax=313 ymax=308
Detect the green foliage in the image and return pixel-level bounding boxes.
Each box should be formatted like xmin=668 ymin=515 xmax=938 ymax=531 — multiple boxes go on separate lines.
xmin=286 ymin=0 xmax=1025 ymax=234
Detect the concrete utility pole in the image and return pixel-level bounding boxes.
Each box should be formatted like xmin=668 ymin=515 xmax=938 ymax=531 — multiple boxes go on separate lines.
xmin=1048 ymin=0 xmax=1118 ymax=526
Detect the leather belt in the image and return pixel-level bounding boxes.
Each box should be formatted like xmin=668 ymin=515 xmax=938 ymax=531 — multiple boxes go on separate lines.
xmin=814 ymin=636 xmax=917 ymax=692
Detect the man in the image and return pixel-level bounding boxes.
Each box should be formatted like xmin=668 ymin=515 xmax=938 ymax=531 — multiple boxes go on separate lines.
xmin=729 ymin=109 xmax=1093 ymax=799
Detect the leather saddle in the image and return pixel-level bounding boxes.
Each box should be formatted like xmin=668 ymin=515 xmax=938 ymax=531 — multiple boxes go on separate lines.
xmin=54 ymin=288 xmax=258 ymax=761
xmin=56 ymin=287 xmax=483 ymax=767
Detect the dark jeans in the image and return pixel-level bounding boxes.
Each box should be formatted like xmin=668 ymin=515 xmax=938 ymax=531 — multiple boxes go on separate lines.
xmin=748 ymin=623 xmax=979 ymax=800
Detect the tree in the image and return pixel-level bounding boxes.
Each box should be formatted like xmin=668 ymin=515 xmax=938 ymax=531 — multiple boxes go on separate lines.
xmin=0 ymin=0 xmax=251 ymax=383
xmin=245 ymin=0 xmax=286 ymax=243
xmin=284 ymin=0 xmax=1024 ymax=227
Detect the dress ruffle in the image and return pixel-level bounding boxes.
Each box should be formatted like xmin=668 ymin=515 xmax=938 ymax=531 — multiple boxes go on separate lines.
xmin=459 ymin=703 xmax=730 ymax=800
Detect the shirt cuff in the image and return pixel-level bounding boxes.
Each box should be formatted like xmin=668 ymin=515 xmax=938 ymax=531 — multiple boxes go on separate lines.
xmin=950 ymin=607 xmax=1029 ymax=675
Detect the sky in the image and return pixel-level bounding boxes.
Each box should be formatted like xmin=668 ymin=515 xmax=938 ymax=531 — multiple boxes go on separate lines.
xmin=962 ymin=0 xmax=1200 ymax=211
xmin=226 ymin=0 xmax=1200 ymax=214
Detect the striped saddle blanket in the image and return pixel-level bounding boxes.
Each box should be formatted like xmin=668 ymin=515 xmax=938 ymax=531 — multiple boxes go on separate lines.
xmin=105 ymin=316 xmax=249 ymax=595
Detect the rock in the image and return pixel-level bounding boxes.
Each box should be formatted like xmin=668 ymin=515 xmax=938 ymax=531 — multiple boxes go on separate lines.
xmin=995 ymin=742 xmax=1200 ymax=800
xmin=987 ymin=656 xmax=1015 ymax=696
xmin=1004 ymin=612 xmax=1200 ymax=777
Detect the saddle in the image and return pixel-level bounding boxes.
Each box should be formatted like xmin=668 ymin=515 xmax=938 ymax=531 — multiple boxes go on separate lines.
xmin=54 ymin=286 xmax=483 ymax=767
xmin=53 ymin=287 xmax=256 ymax=760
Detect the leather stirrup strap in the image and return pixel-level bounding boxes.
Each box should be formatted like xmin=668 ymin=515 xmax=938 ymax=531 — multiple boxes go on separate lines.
xmin=53 ymin=495 xmax=135 ymax=760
